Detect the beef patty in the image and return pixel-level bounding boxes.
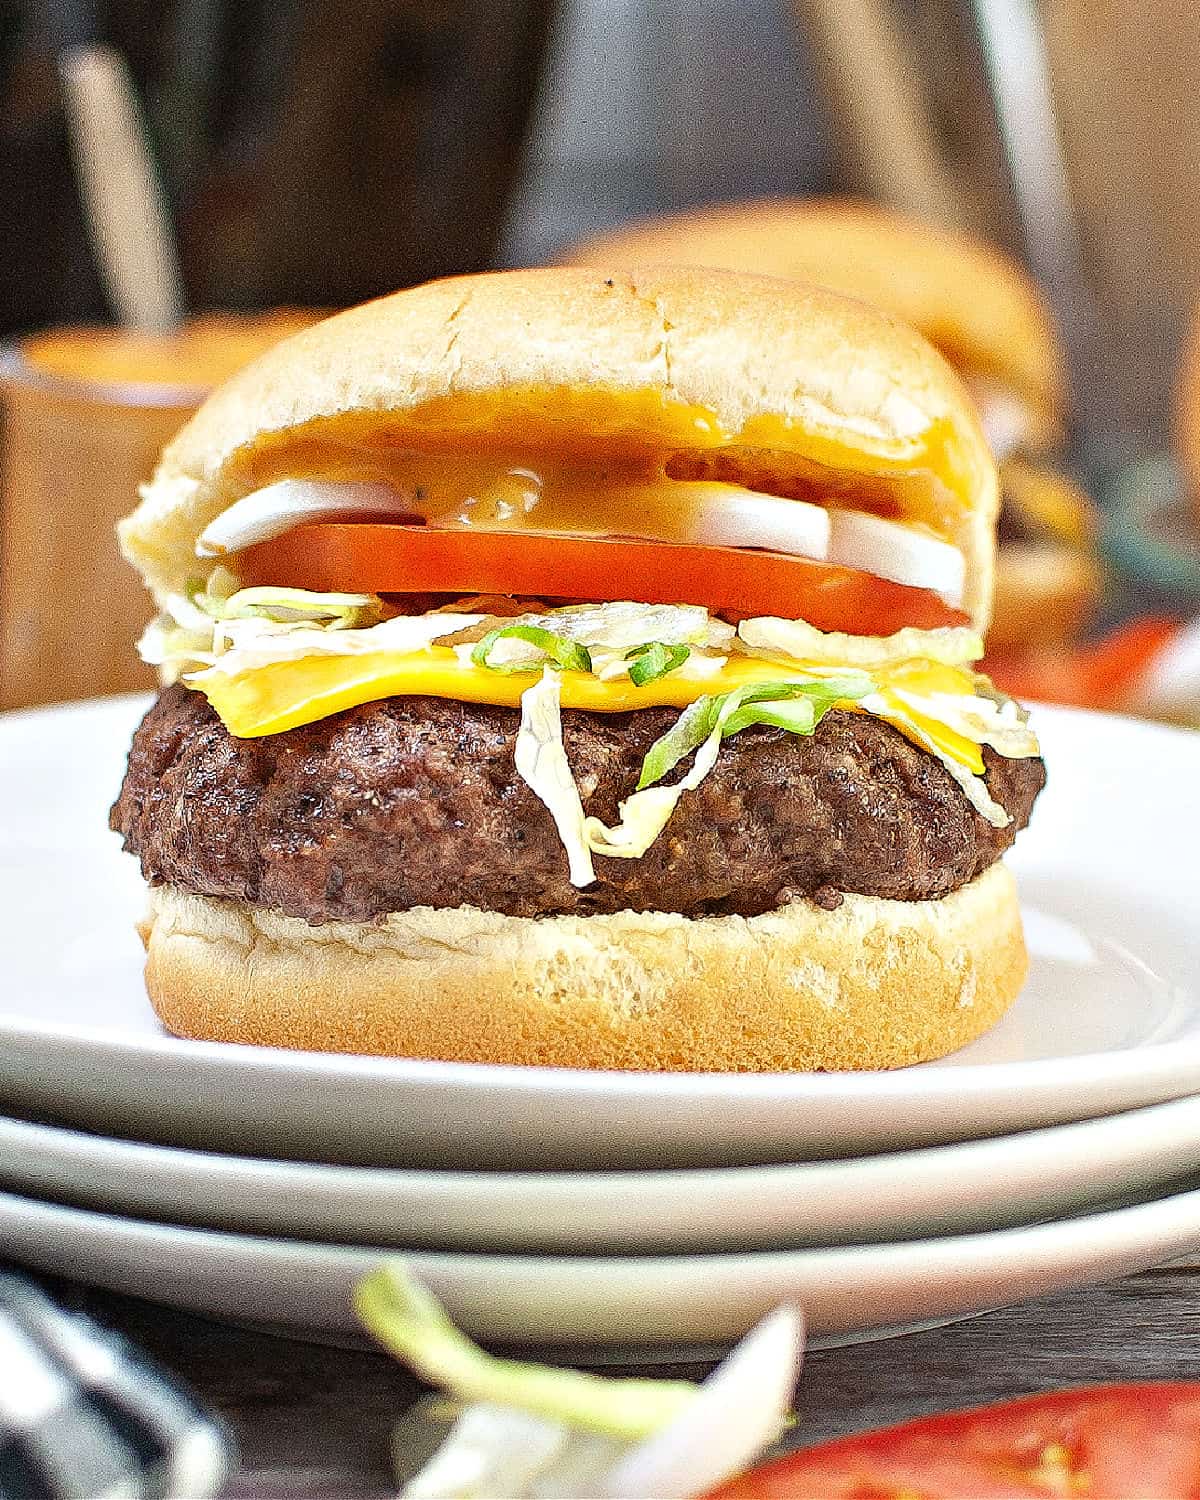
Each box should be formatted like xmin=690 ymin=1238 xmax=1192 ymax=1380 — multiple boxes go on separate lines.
xmin=111 ymin=683 xmax=1045 ymax=924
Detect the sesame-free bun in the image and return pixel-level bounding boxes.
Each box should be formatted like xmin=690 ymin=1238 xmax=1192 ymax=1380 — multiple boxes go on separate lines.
xmin=139 ymin=863 xmax=1025 ymax=1071
xmin=564 ymin=201 xmax=1065 ymax=440
xmin=119 ymin=266 xmax=999 ymax=629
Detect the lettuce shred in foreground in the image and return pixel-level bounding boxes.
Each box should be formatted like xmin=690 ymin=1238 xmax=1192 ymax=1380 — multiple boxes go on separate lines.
xmin=355 ymin=1264 xmax=803 ymax=1500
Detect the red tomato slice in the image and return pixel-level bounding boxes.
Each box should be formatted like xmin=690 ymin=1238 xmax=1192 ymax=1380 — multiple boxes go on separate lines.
xmin=1075 ymin=617 xmax=1181 ymax=707
xmin=709 ymin=1384 xmax=1200 ymax=1498
xmin=238 ymin=524 xmax=969 ymax=635
xmin=982 ymin=647 xmax=1096 ymax=709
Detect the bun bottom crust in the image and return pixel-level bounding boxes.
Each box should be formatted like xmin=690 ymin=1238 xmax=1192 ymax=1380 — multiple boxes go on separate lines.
xmin=139 ymin=864 xmax=1027 ymax=1071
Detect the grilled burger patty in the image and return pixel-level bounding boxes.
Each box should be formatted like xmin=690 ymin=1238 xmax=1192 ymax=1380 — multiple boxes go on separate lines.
xmin=111 ymin=683 xmax=1045 ymax=924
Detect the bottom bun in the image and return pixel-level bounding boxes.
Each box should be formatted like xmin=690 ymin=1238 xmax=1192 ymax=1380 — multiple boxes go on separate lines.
xmin=140 ymin=863 xmax=1027 ymax=1071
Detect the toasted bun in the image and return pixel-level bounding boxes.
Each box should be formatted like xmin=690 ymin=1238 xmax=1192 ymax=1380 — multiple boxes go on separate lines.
xmin=120 ymin=266 xmax=999 ymax=629
xmin=564 ymin=199 xmax=1065 ymax=440
xmin=139 ymin=864 xmax=1025 ymax=1071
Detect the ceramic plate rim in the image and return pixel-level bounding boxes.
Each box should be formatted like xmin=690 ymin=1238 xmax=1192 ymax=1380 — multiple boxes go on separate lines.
xmin=9 ymin=1090 xmax=1200 ymax=1252
xmin=1 ymin=1174 xmax=1199 ymax=1346
xmin=2 ymin=989 xmax=1200 ymax=1102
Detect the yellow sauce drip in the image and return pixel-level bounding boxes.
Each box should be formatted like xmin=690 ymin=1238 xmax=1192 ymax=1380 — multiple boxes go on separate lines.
xmin=224 ymin=385 xmax=977 ymax=533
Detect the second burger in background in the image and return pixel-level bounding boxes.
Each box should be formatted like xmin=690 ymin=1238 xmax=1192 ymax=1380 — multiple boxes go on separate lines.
xmin=564 ymin=198 xmax=1103 ymax=656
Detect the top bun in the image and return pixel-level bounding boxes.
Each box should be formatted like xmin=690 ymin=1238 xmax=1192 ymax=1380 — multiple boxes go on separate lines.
xmin=564 ymin=200 xmax=1065 ymax=439
xmin=121 ymin=265 xmax=999 ymax=628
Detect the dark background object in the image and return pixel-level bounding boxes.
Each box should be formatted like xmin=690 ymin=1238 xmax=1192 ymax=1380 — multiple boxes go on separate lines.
xmin=0 ymin=2 xmax=104 ymax=331
xmin=0 ymin=1272 xmax=231 ymax=1499
xmin=500 ymin=0 xmax=834 ymax=268
xmin=0 ymin=0 xmax=557 ymax=333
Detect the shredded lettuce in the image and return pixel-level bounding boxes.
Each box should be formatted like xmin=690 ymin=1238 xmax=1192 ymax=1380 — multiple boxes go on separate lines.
xmin=467 ymin=603 xmax=731 ymax=682
xmin=514 ymin=670 xmax=596 ymax=886
xmin=137 ymin=617 xmax=218 ymax=677
xmin=190 ymin=577 xmax=383 ymax=630
xmin=583 ymin=728 xmax=723 ymax=860
xmin=625 ymin=641 xmax=691 ymax=686
xmin=582 ymin=677 xmax=870 ymax=863
xmin=632 ymin=696 xmax=718 ymax=794
xmin=858 ymin=684 xmax=1028 ymax=829
xmin=515 ymin=672 xmax=873 ymax=879
xmin=147 ymin=568 xmax=388 ymax=679
xmin=959 ymin=679 xmax=1041 ymax=757
xmin=723 ymin=696 xmax=819 ymax=735
xmin=892 ymin=688 xmax=1038 ymax=761
xmin=738 ymin=618 xmax=984 ymax=669
xmin=356 ymin=1266 xmax=802 ymax=1500
xmin=472 ymin=625 xmax=592 ymax=675
xmin=186 ymin=565 xmax=240 ymax=614
xmin=533 ymin=602 xmax=732 ymax=651
xmin=188 ymin=613 xmax=486 ymax=680
xmin=355 ymin=1266 xmax=696 ymax=1442
xmin=637 ymin=676 xmax=871 ymax=791
xmin=937 ymin=751 xmax=1012 ymax=828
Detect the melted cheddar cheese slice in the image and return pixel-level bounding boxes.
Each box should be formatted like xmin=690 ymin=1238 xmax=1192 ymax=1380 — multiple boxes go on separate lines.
xmin=192 ymin=647 xmax=988 ymax=775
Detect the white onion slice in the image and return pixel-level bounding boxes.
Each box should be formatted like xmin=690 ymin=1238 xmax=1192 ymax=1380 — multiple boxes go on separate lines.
xmin=597 ymin=1306 xmax=804 ymax=1499
xmin=196 ymin=480 xmax=410 ymax=557
xmin=827 ymin=509 xmax=965 ymax=605
xmin=666 ymin=483 xmax=830 ymax=561
xmin=196 ymin=477 xmax=964 ymax=608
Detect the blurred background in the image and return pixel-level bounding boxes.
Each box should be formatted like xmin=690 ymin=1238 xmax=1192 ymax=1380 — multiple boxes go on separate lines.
xmin=2 ymin=0 xmax=1200 ymax=719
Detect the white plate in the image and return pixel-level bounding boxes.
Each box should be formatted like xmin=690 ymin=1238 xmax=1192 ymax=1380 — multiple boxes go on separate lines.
xmin=8 ymin=1093 xmax=1200 ymax=1253
xmin=0 ymin=695 xmax=1198 ymax=1169
xmin=0 ymin=1179 xmax=1199 ymax=1348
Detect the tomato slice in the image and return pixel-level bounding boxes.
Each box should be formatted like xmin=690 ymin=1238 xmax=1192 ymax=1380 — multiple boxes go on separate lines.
xmin=1074 ymin=617 xmax=1181 ymax=707
xmin=709 ymin=1384 xmax=1200 ymax=1498
xmin=238 ymin=524 xmax=969 ymax=634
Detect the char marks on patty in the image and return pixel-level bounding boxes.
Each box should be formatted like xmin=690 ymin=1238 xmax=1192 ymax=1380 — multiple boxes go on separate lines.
xmin=111 ymin=683 xmax=1045 ymax=924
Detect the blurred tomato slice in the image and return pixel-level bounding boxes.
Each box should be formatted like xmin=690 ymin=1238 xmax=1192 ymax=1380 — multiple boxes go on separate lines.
xmin=985 ymin=617 xmax=1181 ymax=711
xmin=708 ymin=1384 xmax=1200 ymax=1498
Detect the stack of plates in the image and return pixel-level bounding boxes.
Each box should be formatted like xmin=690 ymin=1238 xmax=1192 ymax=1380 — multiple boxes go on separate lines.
xmin=1 ymin=694 xmax=1199 ymax=1357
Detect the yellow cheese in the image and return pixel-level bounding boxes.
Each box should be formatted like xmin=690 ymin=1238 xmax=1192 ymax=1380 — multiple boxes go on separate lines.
xmin=873 ymin=694 xmax=986 ymax=776
xmin=190 ymin=644 xmax=988 ymax=774
xmin=196 ymin=649 xmax=814 ymax=737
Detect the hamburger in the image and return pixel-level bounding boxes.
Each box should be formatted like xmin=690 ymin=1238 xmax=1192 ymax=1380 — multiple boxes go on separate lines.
xmin=110 ymin=266 xmax=1045 ymax=1071
xmin=564 ymin=199 xmax=1102 ymax=652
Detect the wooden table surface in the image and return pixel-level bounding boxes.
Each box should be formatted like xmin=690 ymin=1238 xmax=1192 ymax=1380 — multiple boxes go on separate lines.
xmin=32 ymin=1264 xmax=1200 ymax=1497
